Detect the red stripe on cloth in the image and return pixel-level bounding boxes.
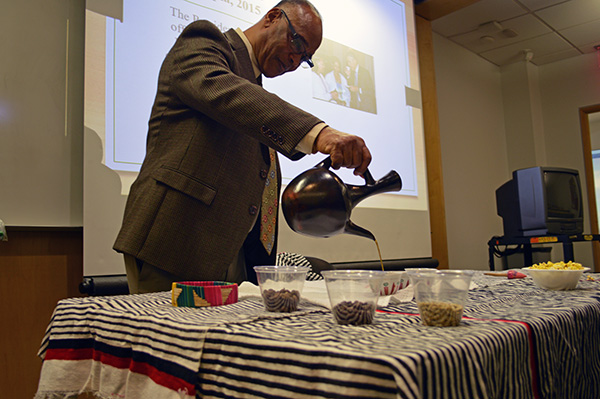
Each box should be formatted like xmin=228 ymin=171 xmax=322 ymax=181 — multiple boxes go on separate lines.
xmin=44 ymin=348 xmax=195 ymax=395
xmin=92 ymin=350 xmax=196 ymax=394
xmin=92 ymin=348 xmax=132 ymax=369
xmin=44 ymin=347 xmax=93 ymax=361
xmin=377 ymin=310 xmax=541 ymax=399
xmin=130 ymin=360 xmax=195 ymax=394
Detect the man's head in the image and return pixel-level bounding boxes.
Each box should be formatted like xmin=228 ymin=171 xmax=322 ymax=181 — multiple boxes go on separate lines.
xmin=331 ymin=57 xmax=341 ymax=72
xmin=346 ymin=53 xmax=358 ymax=72
xmin=245 ymin=0 xmax=323 ymax=78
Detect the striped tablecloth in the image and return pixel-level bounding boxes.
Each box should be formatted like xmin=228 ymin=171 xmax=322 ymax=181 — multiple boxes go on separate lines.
xmin=35 ymin=273 xmax=600 ymax=399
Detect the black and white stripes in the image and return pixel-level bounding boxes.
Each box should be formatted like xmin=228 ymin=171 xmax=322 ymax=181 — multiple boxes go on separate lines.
xmin=276 ymin=252 xmax=324 ymax=281
xmin=36 ymin=274 xmax=600 ymax=399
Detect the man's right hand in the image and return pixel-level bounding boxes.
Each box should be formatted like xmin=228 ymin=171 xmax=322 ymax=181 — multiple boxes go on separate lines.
xmin=313 ymin=126 xmax=372 ymax=177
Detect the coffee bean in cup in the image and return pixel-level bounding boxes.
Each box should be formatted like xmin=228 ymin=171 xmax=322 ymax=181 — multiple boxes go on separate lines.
xmin=262 ymin=288 xmax=300 ymax=312
xmin=332 ymin=300 xmax=375 ymax=325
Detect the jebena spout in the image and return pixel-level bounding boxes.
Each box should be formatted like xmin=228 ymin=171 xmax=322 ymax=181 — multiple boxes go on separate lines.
xmin=344 ymin=220 xmax=376 ymax=241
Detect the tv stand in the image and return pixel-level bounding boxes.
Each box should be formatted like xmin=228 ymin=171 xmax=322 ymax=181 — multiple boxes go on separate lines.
xmin=487 ymin=234 xmax=600 ymax=270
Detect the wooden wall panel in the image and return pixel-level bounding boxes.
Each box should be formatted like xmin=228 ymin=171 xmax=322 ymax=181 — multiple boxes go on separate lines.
xmin=416 ymin=15 xmax=449 ymax=269
xmin=580 ymin=105 xmax=600 ymax=272
xmin=0 ymin=228 xmax=83 ymax=399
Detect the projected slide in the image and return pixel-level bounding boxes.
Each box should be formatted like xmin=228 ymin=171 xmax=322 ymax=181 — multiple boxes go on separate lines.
xmin=102 ymin=0 xmax=423 ymax=203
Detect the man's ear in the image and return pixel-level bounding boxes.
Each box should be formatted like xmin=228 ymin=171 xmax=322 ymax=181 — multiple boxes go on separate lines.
xmin=263 ymin=7 xmax=282 ymax=27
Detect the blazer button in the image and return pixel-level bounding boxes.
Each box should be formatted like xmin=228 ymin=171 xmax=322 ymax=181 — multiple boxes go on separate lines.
xmin=261 ymin=125 xmax=273 ymax=136
xmin=278 ymin=135 xmax=284 ymax=145
xmin=260 ymin=169 xmax=268 ymax=179
xmin=249 ymin=205 xmax=258 ymax=215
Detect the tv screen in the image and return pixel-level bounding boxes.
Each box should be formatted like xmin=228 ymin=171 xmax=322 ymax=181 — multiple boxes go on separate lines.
xmin=544 ymin=171 xmax=581 ymax=219
xmin=496 ymin=167 xmax=583 ymax=237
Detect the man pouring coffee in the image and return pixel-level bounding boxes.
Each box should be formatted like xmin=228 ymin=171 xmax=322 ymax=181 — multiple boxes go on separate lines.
xmin=114 ymin=0 xmax=372 ymax=293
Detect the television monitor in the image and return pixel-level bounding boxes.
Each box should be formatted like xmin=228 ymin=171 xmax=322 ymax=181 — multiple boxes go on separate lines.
xmin=496 ymin=167 xmax=583 ymax=237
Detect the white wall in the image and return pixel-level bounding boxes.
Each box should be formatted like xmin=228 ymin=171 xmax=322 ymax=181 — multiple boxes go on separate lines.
xmin=433 ymin=32 xmax=600 ymax=270
xmin=538 ymin=54 xmax=599 ymax=175
xmin=432 ymin=34 xmax=508 ymax=270
xmin=0 ymin=0 xmax=84 ymax=227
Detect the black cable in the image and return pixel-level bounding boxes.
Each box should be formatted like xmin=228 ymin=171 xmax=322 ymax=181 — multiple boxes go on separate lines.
xmin=490 ymin=236 xmax=523 ymax=258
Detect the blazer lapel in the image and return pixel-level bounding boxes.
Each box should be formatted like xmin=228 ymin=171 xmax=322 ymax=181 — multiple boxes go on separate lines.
xmin=224 ymin=29 xmax=258 ymax=85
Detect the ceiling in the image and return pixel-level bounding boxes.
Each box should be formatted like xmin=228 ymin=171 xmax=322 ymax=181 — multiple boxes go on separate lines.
xmin=426 ymin=0 xmax=600 ymax=67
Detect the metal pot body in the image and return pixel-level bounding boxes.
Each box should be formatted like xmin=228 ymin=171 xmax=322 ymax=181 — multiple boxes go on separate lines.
xmin=281 ymin=157 xmax=402 ymax=240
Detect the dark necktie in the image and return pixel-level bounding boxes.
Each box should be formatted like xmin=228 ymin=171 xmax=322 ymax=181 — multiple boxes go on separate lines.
xmin=254 ymin=74 xmax=276 ymax=254
xmin=261 ymin=148 xmax=277 ymax=254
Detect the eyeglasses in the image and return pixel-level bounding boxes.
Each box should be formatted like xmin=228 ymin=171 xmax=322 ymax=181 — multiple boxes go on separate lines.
xmin=280 ymin=9 xmax=314 ymax=68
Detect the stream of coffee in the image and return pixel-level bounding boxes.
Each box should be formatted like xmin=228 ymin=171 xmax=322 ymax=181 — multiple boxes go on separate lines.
xmin=374 ymin=238 xmax=385 ymax=271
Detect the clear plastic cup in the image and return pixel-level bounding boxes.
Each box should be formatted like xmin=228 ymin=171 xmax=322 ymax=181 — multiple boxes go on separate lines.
xmin=254 ymin=266 xmax=310 ymax=312
xmin=405 ymin=269 xmax=474 ymax=327
xmin=379 ymin=271 xmax=409 ymax=296
xmin=321 ymin=270 xmax=384 ymax=325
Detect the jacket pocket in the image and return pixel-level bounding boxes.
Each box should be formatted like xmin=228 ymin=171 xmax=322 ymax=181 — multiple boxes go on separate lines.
xmin=152 ymin=166 xmax=216 ymax=206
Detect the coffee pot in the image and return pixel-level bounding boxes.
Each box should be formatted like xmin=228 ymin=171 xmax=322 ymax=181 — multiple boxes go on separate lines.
xmin=281 ymin=156 xmax=402 ymax=240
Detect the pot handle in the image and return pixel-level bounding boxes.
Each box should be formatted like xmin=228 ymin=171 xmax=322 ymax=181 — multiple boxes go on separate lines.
xmin=316 ymin=156 xmax=376 ymax=185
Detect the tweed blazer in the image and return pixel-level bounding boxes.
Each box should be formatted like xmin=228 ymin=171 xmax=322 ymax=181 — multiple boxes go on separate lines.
xmin=113 ymin=21 xmax=323 ymax=281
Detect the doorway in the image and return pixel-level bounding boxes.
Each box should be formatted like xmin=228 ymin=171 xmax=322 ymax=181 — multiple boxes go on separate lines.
xmin=579 ymin=104 xmax=600 ymax=272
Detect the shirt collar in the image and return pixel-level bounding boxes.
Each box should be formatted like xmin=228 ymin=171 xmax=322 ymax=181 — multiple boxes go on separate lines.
xmin=235 ymin=28 xmax=261 ymax=80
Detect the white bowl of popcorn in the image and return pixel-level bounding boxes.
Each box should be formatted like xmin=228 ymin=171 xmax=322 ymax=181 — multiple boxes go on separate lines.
xmin=525 ymin=261 xmax=589 ymax=290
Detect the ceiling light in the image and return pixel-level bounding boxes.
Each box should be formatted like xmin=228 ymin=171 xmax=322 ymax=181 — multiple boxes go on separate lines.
xmin=478 ymin=21 xmax=503 ymax=34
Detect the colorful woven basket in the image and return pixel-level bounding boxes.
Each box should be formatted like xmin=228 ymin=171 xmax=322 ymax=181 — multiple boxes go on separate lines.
xmin=171 ymin=281 xmax=238 ymax=307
